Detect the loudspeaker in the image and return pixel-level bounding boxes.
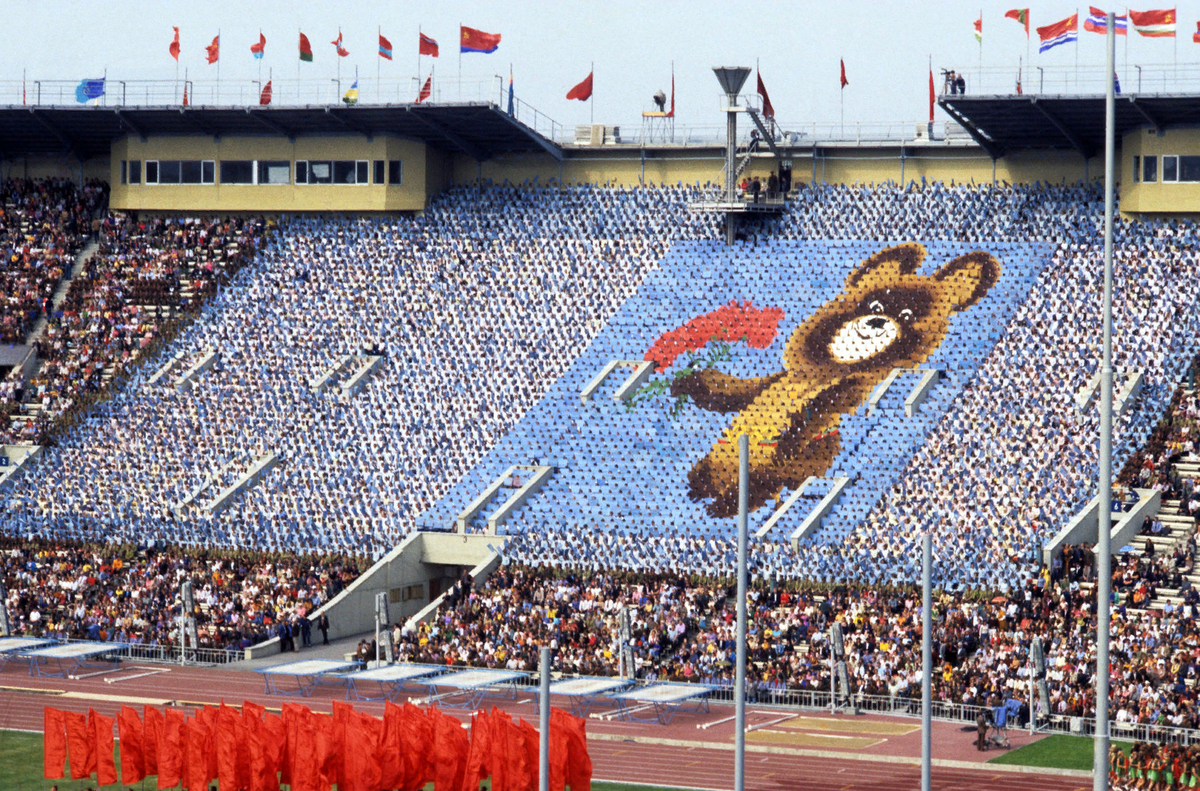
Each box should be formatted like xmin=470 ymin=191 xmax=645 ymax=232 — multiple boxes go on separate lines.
xmin=380 ymin=628 xmax=395 ymax=664
xmin=830 ymin=623 xmax=845 ymax=659
xmin=0 ymin=585 xmax=10 ymax=637
xmin=1037 ymin=680 xmax=1051 ymax=715
xmin=835 ymin=660 xmax=851 ymax=702
xmin=1030 ymin=636 xmax=1045 ymax=678
xmin=181 ymin=580 xmax=195 ymax=612
xmin=375 ymin=591 xmax=389 ymax=626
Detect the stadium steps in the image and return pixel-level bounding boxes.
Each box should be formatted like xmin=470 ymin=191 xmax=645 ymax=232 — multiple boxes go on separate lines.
xmin=22 ymin=237 xmax=100 ymax=347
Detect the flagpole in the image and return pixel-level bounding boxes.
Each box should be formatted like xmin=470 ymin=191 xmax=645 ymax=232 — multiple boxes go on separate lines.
xmin=216 ymin=30 xmax=221 ymax=104
xmin=458 ymin=22 xmax=462 ymax=95
xmin=298 ymin=28 xmax=302 ymax=103
xmin=337 ymin=30 xmax=341 ymax=104
xmin=377 ymin=26 xmax=382 ymax=102
xmin=258 ymin=30 xmax=263 ymax=104
xmin=1075 ymin=9 xmax=1080 ymax=90
xmin=590 ymin=60 xmax=594 ymax=126
xmin=417 ymin=26 xmax=423 ymax=99
xmin=978 ymin=8 xmax=983 ymax=80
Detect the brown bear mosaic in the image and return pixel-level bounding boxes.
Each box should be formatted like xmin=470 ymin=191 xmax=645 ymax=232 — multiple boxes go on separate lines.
xmin=671 ymin=243 xmax=1001 ymax=518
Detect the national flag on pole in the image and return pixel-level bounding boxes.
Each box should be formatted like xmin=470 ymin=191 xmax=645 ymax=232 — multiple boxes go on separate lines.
xmin=1005 ymin=9 xmax=1030 ymax=36
xmin=460 ymin=26 xmax=501 ymax=53
xmin=928 ymin=68 xmax=935 ymax=121
xmin=840 ymin=59 xmax=848 ymax=88
xmin=299 ymin=32 xmax=313 ymax=62
xmin=567 ymin=71 xmax=593 ymax=101
xmin=1037 ymin=14 xmax=1079 ymax=52
xmin=507 ymin=69 xmax=514 ymax=115
xmin=974 ymin=14 xmax=983 ymax=42
xmin=756 ymin=71 xmax=774 ymax=118
xmin=416 ymin=76 xmax=432 ymax=102
xmin=668 ymin=70 xmax=675 ymax=117
xmin=332 ymin=30 xmax=349 ymax=56
xmin=169 ymin=27 xmax=181 ymax=61
xmin=206 ymin=35 xmax=219 ymax=64
xmin=259 ymin=80 xmax=272 ymax=105
xmin=1129 ymin=8 xmax=1176 ymax=37
xmin=378 ymin=32 xmax=392 ymax=60
xmin=251 ymin=32 xmax=266 ymax=59
xmin=343 ymin=79 xmax=359 ymax=105
xmin=74 ymin=78 xmax=105 ymax=103
xmin=1194 ymin=20 xmax=1200 ymax=42
xmin=1085 ymin=7 xmax=1129 ymax=34
xmin=419 ymin=33 xmax=439 ymax=57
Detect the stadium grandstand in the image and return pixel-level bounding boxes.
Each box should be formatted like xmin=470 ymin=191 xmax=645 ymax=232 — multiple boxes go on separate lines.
xmin=7 ymin=44 xmax=1200 ymax=791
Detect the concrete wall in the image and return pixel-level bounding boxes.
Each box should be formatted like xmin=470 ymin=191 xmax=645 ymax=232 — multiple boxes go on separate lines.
xmin=1042 ymin=489 xmax=1160 ymax=566
xmin=109 ymin=134 xmax=431 ymax=212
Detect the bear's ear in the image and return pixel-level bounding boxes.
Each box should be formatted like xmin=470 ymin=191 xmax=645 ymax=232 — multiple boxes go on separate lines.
xmin=845 ymin=243 xmax=925 ymax=290
xmin=932 ymin=251 xmax=1001 ymax=311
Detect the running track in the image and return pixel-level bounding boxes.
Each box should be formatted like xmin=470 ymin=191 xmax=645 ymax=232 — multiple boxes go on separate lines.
xmin=0 ymin=660 xmax=1092 ymax=791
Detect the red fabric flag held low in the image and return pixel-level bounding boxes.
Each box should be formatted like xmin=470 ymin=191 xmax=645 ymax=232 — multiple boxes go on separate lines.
xmin=143 ymin=705 xmax=163 ymax=777
xmin=43 ymin=707 xmax=67 ymax=779
xmin=433 ymin=709 xmax=470 ymax=791
xmin=65 ymin=710 xmax=94 ymax=780
xmin=91 ymin=709 xmax=118 ymax=787
xmin=552 ymin=708 xmax=593 ymax=791
xmin=517 ymin=719 xmax=540 ymax=791
xmin=157 ymin=707 xmax=186 ymax=789
xmin=380 ymin=701 xmax=406 ymax=791
xmin=118 ymin=705 xmax=146 ymax=785
xmin=756 ymin=72 xmax=774 ymax=118
xmin=186 ymin=718 xmax=210 ymax=791
xmin=216 ymin=704 xmax=242 ymax=791
xmin=566 ymin=71 xmax=593 ymax=101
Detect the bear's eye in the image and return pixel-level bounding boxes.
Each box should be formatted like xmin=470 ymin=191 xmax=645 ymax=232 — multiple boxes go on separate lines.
xmin=868 ymin=300 xmax=885 ymax=313
xmin=900 ymin=309 xmax=914 ymax=322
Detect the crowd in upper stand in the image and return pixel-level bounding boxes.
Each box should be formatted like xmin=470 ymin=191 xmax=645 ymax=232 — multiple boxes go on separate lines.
xmin=1 ymin=213 xmax=265 ymax=444
xmin=0 ymin=178 xmax=106 ymax=344
xmin=2 ymin=181 xmax=1199 ymax=591
xmin=0 ymin=537 xmax=364 ymax=650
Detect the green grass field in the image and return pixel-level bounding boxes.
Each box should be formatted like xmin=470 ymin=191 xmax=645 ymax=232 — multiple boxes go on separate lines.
xmin=0 ymin=729 xmax=696 ymax=791
xmin=989 ymin=733 xmax=1133 ymax=771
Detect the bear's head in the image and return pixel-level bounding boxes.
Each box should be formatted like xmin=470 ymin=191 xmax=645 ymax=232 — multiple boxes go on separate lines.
xmin=784 ymin=243 xmax=1000 ymax=377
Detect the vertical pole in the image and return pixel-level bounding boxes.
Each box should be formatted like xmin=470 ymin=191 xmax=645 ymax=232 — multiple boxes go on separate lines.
xmin=539 ymin=646 xmax=551 ymax=791
xmin=921 ymin=532 xmax=932 ymax=791
xmin=1029 ymin=659 xmax=1036 ymax=736
xmin=725 ymin=91 xmax=737 ymax=246
xmin=734 ymin=434 xmax=749 ymax=791
xmin=1094 ymin=13 xmax=1116 ymax=791
xmin=590 ymin=61 xmax=595 ymax=126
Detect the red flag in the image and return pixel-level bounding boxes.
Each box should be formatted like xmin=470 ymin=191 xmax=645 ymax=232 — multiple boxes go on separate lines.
xmin=420 ymin=32 xmax=440 ymax=57
xmin=1194 ymin=20 xmax=1200 ymax=41
xmin=518 ymin=719 xmax=540 ymax=791
xmin=143 ymin=705 xmax=163 ymax=777
xmin=1006 ymin=8 xmax=1031 ymax=35
xmin=433 ymin=710 xmax=470 ymax=791
xmin=43 ymin=707 xmax=67 ymax=779
xmin=206 ymin=34 xmax=219 ymax=64
xmin=65 ymin=710 xmax=94 ymax=780
xmin=259 ymin=80 xmax=272 ymax=105
xmin=169 ymin=26 xmax=181 ymax=61
xmin=186 ymin=718 xmax=209 ymax=791
xmin=343 ymin=712 xmax=383 ymax=791
xmin=182 ymin=83 xmax=189 ymax=106
xmin=840 ymin=59 xmax=848 ymax=88
xmin=158 ymin=708 xmax=186 ymax=789
xmin=299 ymin=32 xmax=314 ymax=62
xmin=379 ymin=31 xmax=393 ymax=60
xmin=251 ymin=31 xmax=266 ymax=58
xmin=566 ymin=72 xmax=593 ymax=101
xmin=417 ymin=76 xmax=432 ymax=103
xmin=553 ymin=708 xmax=592 ymax=791
xmin=756 ymin=71 xmax=774 ymax=118
xmin=91 ymin=709 xmax=118 ymax=787
xmin=461 ymin=709 xmax=493 ymax=791
xmin=118 ymin=706 xmax=146 ymax=785
xmin=974 ymin=14 xmax=983 ymax=41
xmin=460 ymin=26 xmax=501 ymax=53
xmin=928 ymin=68 xmax=935 ymax=122
xmin=668 ymin=69 xmax=675 ymax=117
xmin=402 ymin=702 xmax=434 ymax=791
xmin=380 ymin=702 xmax=406 ymax=791
xmin=242 ymin=700 xmax=266 ymax=722
xmin=245 ymin=720 xmax=272 ymax=791
xmin=332 ymin=29 xmax=350 ymax=57
xmin=331 ymin=700 xmax=355 ymax=790
xmin=216 ymin=705 xmax=241 ymax=791
xmin=1129 ymin=8 xmax=1176 ymax=36
xmin=261 ymin=711 xmax=287 ymax=785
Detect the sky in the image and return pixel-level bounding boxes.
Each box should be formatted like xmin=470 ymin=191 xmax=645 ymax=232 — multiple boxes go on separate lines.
xmin=3 ymin=1 xmax=1199 ymax=136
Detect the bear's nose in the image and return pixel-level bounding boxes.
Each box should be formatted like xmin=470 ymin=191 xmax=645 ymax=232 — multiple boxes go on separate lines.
xmin=867 ymin=316 xmax=889 ymax=330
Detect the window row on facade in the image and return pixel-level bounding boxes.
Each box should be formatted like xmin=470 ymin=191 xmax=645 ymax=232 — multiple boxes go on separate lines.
xmin=119 ymin=159 xmax=403 ymax=186
xmin=1133 ymin=155 xmax=1200 ymax=184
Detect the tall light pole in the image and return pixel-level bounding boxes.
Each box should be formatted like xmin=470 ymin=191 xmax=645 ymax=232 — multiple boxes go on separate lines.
xmin=734 ymin=433 xmax=749 ymax=791
xmin=713 ymin=67 xmax=750 ymax=246
xmin=1094 ymin=13 xmax=1116 ymax=791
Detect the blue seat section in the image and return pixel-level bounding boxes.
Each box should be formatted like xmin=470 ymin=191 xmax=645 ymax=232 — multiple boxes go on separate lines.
xmin=419 ymin=240 xmax=1055 ymax=568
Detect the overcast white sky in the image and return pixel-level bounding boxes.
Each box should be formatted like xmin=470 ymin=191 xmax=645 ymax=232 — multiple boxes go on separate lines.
xmin=4 ymin=1 xmax=1198 ymax=130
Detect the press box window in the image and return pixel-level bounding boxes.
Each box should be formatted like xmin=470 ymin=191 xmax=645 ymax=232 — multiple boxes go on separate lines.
xmin=388 ymin=160 xmax=401 ymax=185
xmin=1180 ymin=156 xmax=1200 ymax=182
xmin=220 ymin=161 xmax=254 ymax=184
xmin=1143 ymin=155 xmax=1158 ymax=183
xmin=1132 ymin=156 xmax=1140 ymax=183
xmin=258 ymin=161 xmax=291 ymax=185
xmin=294 ymin=159 xmax=368 ymax=184
xmin=144 ymin=160 xmax=214 ymax=185
xmin=373 ymin=160 xmax=384 ymax=185
xmin=1163 ymin=155 xmax=1179 ymax=182
xmin=128 ymin=160 xmax=141 ymax=184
